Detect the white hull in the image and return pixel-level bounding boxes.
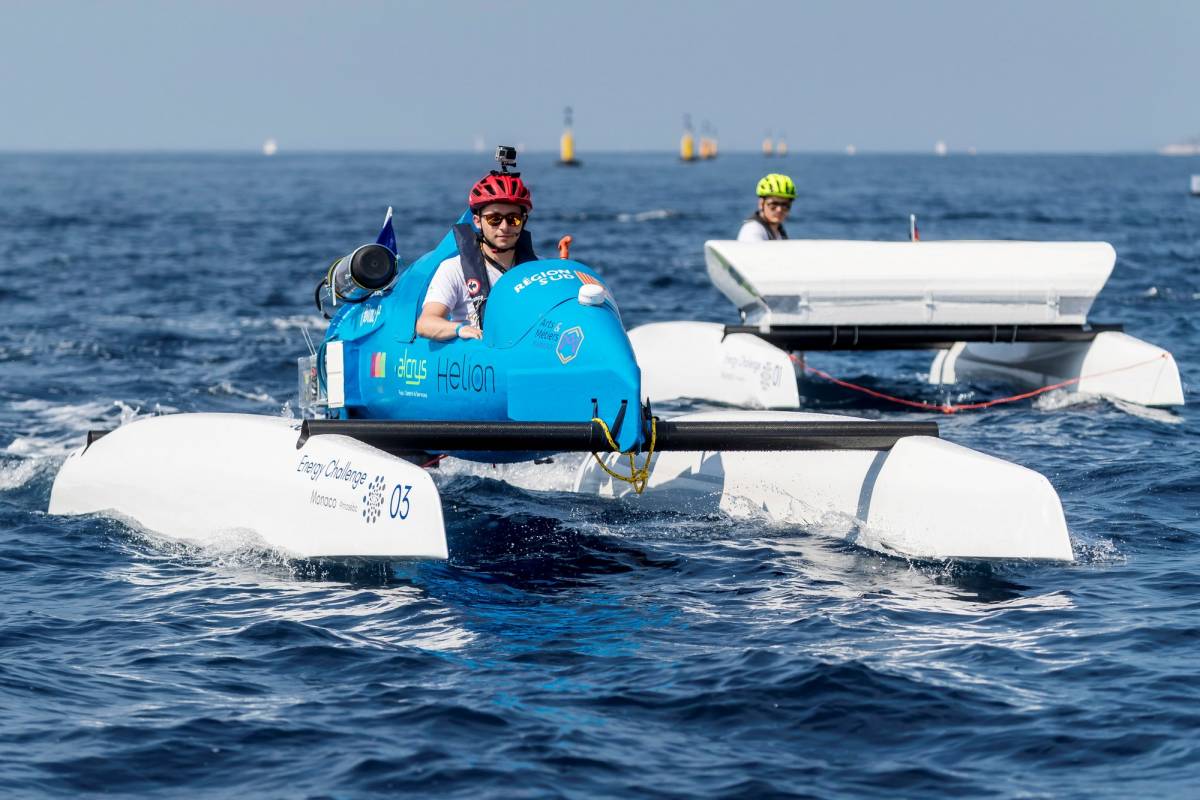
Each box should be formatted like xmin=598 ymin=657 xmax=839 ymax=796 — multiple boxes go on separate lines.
xmin=438 ymin=411 xmax=1072 ymax=562
xmin=49 ymin=411 xmax=1071 ymax=563
xmin=631 ymin=321 xmax=1182 ymax=409
xmin=929 ymin=332 xmax=1184 ymax=407
xmin=630 ymin=321 xmax=799 ymax=408
xmin=48 ymin=414 xmax=448 ymax=559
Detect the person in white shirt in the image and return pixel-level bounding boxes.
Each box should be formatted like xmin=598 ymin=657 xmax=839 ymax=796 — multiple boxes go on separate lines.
xmin=417 ymin=171 xmax=535 ymax=341
xmin=737 ymin=173 xmax=796 ymax=241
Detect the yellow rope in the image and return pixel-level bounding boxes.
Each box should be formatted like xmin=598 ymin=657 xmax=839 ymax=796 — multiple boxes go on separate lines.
xmin=590 ymin=416 xmax=657 ymax=494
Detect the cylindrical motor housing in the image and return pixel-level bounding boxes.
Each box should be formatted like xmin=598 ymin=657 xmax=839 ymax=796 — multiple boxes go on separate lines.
xmin=330 ymin=244 xmax=398 ymax=303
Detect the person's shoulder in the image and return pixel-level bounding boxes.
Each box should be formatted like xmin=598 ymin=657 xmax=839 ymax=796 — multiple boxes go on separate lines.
xmin=736 ymin=220 xmax=767 ymax=241
xmin=425 ymin=254 xmax=465 ymax=301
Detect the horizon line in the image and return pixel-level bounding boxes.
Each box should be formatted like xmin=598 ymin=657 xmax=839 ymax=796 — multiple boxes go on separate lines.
xmin=0 ymin=147 xmax=1183 ymax=157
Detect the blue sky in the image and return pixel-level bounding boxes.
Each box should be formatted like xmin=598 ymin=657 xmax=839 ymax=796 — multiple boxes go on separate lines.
xmin=0 ymin=0 xmax=1194 ymax=152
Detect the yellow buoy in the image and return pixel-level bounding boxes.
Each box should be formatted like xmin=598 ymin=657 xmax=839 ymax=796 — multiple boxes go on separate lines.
xmin=680 ymin=114 xmax=696 ymax=162
xmin=558 ymin=106 xmax=580 ymax=166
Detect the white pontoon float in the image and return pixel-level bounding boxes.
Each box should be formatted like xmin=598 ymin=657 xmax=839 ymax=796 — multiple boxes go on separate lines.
xmin=49 ymin=409 xmax=1072 ymax=563
xmin=631 ymin=240 xmax=1182 ymax=409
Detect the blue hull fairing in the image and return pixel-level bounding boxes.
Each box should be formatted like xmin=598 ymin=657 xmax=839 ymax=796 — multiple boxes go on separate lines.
xmin=322 ymin=221 xmax=643 ymax=459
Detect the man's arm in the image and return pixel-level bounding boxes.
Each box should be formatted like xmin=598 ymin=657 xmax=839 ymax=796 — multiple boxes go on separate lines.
xmin=418 ymin=258 xmax=484 ymax=341
xmin=416 ymin=303 xmax=482 ymax=341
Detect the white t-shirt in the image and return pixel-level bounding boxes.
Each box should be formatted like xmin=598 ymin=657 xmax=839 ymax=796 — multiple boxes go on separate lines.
xmin=422 ymin=254 xmax=505 ymax=323
xmin=737 ymin=219 xmax=771 ymax=242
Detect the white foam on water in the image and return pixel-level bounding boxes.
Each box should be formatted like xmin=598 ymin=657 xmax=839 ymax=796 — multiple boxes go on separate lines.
xmin=4 ymin=399 xmax=172 ymax=458
xmin=617 ymin=209 xmax=677 ymax=223
xmin=1071 ymin=535 xmax=1125 ymax=566
xmin=206 ymin=381 xmax=277 ymax=404
xmin=0 ymin=458 xmax=44 ymax=491
xmin=1109 ymin=398 xmax=1183 ymax=425
xmin=1031 ymin=390 xmax=1182 ymax=423
xmin=265 ymin=314 xmax=327 ymax=333
xmin=435 ymin=455 xmax=584 ymax=494
xmin=1032 ymin=389 xmax=1096 ymax=412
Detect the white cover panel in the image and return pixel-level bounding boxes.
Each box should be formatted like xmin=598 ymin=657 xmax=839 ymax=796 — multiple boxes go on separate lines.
xmin=705 ymin=240 xmax=1116 ymax=326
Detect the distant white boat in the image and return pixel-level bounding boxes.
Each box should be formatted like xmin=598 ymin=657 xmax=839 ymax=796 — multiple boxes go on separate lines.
xmin=845 ymin=144 xmax=857 ymax=156
xmin=1191 ymin=175 xmax=1200 ymax=196
xmin=262 ymin=138 xmax=278 ymax=156
xmin=1160 ymin=139 xmax=1200 ymax=156
xmin=934 ymin=140 xmax=948 ymax=156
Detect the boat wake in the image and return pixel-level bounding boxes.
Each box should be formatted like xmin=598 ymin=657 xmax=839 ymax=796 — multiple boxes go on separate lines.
xmin=1033 ymin=389 xmax=1183 ymax=423
xmin=111 ymin=518 xmax=418 ymax=587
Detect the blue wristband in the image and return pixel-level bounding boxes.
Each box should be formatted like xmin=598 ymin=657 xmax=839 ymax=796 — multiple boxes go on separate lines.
xmin=455 ymin=323 xmax=465 ymax=338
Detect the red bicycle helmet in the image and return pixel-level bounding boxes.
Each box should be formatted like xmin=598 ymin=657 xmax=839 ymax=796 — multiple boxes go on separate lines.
xmin=469 ymin=172 xmax=532 ymax=211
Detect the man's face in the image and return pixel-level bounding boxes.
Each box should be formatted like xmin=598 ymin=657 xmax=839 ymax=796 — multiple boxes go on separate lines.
xmin=474 ymin=203 xmax=527 ymax=250
xmin=759 ymin=196 xmax=792 ymax=226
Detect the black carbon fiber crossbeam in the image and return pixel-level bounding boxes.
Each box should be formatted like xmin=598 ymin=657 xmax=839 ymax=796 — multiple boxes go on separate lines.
xmin=724 ymin=323 xmax=1125 ymax=351
xmin=297 ymin=419 xmax=939 ymax=453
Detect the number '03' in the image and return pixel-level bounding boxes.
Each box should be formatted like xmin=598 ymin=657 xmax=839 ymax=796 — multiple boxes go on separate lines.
xmin=389 ymin=484 xmax=413 ymax=520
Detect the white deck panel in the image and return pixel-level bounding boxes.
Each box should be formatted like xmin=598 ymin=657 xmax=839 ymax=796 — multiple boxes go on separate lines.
xmin=705 ymin=240 xmax=1116 ymax=326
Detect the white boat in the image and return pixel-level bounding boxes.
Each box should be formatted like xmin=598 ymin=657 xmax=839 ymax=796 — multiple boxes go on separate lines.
xmin=1160 ymin=139 xmax=1200 ymax=156
xmin=631 ymin=239 xmax=1182 ymax=409
xmin=49 ymin=409 xmax=1073 ymax=563
xmin=262 ymin=138 xmax=278 ymax=156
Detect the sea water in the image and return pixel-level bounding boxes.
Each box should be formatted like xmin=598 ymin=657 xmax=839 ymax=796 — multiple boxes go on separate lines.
xmin=1 ymin=153 xmax=1198 ymax=798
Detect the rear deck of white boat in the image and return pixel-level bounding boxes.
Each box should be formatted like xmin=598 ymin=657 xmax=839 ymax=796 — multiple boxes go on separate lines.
xmin=630 ymin=239 xmax=1182 ymax=409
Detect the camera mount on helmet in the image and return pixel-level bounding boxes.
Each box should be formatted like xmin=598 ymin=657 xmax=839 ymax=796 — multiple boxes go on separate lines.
xmin=493 ymin=144 xmax=520 ymax=177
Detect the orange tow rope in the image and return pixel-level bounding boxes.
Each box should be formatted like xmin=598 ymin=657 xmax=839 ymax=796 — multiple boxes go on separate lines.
xmin=793 ymin=353 xmax=1169 ymax=414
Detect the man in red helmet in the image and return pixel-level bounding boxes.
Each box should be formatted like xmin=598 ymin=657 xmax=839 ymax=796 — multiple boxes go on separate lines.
xmin=416 ymin=171 xmax=536 ymax=341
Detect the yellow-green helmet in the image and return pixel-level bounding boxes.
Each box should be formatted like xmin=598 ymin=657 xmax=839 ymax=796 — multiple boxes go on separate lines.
xmin=756 ymin=173 xmax=796 ymax=199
